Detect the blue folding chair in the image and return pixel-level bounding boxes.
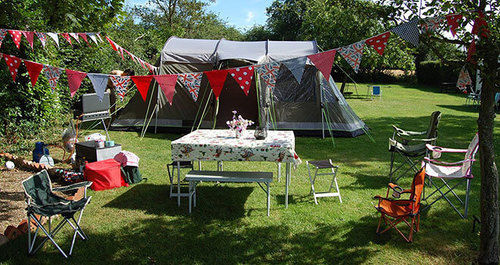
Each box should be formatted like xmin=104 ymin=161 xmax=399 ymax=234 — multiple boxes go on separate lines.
xmin=371 ymin=85 xmax=381 ymax=99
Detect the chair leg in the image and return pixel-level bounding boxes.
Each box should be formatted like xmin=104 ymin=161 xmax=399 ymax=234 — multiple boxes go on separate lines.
xmin=465 ymin=179 xmax=471 ymax=218
xmin=376 ymin=214 xmax=384 ymax=234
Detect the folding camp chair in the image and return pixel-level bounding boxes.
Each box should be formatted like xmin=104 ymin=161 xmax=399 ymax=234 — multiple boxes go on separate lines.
xmin=388 ymin=111 xmax=441 ymax=182
xmin=370 ymin=85 xmax=381 ymax=100
xmin=375 ymin=167 xmax=426 ymax=243
xmin=21 ymin=170 xmax=92 ymax=258
xmin=422 ymin=133 xmax=479 ymax=219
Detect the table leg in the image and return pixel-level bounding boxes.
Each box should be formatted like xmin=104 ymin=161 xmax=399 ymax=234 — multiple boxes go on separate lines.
xmin=267 ymin=183 xmax=270 ymax=216
xmin=188 ymin=181 xmax=192 ymax=213
xmin=285 ymin=162 xmax=290 ymax=208
xmin=177 ymin=161 xmax=181 ymax=207
xmin=277 ymin=163 xmax=281 ymax=182
xmin=198 ymin=160 xmax=202 ymax=170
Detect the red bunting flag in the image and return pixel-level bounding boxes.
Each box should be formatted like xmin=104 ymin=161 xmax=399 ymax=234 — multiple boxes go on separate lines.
xmin=23 ymin=60 xmax=44 ymax=87
xmin=66 ymin=69 xmax=87 ymax=97
xmin=446 ymin=14 xmax=462 ymax=36
xmin=78 ymin=33 xmax=91 ymax=46
xmin=154 ymin=75 xmax=178 ymax=105
xmin=106 ymin=36 xmax=118 ymax=51
xmin=131 ymin=75 xmax=153 ymax=102
xmin=365 ymin=32 xmax=390 ymax=56
xmin=466 ymin=39 xmax=476 ymax=63
xmin=228 ymin=66 xmax=254 ymax=96
xmin=8 ymin=30 xmax=22 ymax=49
xmin=3 ymin=54 xmax=22 ymax=82
xmin=472 ymin=11 xmax=490 ymax=38
xmin=61 ymin=33 xmax=72 ymax=46
xmin=204 ymin=69 xmax=228 ymax=99
xmin=307 ymin=49 xmax=336 ymax=80
xmin=22 ymin=31 xmax=35 ymax=50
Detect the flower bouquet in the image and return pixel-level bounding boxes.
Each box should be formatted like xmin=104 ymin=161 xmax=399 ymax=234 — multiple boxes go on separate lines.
xmin=226 ymin=110 xmax=254 ymax=138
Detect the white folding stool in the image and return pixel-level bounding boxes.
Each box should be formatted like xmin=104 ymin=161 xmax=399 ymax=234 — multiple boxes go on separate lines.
xmin=306 ymin=159 xmax=342 ymax=204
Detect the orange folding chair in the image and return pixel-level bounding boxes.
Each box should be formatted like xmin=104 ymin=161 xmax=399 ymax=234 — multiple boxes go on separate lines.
xmin=374 ymin=167 xmax=426 ymax=242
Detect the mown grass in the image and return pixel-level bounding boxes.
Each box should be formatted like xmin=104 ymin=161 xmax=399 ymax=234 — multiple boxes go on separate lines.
xmin=0 ymin=83 xmax=499 ymax=264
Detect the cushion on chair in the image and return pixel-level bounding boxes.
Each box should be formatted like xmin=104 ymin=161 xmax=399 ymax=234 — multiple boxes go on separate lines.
xmin=389 ymin=138 xmax=427 ymax=156
xmin=376 ymin=199 xmax=412 ymax=218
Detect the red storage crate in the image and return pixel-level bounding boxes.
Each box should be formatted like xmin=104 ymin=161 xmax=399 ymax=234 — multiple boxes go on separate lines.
xmin=84 ymin=159 xmax=128 ymax=191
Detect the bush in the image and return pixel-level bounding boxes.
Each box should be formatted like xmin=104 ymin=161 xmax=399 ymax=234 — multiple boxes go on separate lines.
xmin=417 ymin=60 xmax=462 ymax=86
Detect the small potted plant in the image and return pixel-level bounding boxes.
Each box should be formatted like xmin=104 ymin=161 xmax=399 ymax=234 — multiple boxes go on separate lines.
xmin=226 ymin=110 xmax=254 ymax=138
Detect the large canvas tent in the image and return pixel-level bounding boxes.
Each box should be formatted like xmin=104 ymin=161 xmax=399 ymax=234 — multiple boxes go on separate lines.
xmin=112 ymin=37 xmax=367 ymax=137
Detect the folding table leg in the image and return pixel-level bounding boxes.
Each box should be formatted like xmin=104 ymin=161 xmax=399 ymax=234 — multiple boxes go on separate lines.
xmin=188 ymin=181 xmax=192 ymax=213
xmin=285 ymin=162 xmax=290 ymax=208
xmin=277 ymin=163 xmax=281 ymax=182
xmin=267 ymin=183 xmax=270 ymax=216
xmin=177 ymin=161 xmax=181 ymax=207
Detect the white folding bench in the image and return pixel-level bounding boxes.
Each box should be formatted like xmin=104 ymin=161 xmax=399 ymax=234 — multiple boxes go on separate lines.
xmin=185 ymin=170 xmax=273 ymax=216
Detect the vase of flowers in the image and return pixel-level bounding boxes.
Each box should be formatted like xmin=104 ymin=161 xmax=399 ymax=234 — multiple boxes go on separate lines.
xmin=226 ymin=110 xmax=254 ymax=138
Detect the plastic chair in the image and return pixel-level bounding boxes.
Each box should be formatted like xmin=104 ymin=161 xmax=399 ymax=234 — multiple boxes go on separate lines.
xmin=306 ymin=160 xmax=342 ymax=204
xmin=375 ymin=167 xmax=426 ymax=242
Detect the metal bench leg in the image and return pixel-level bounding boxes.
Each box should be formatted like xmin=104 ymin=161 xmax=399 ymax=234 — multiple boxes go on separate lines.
xmin=188 ymin=181 xmax=192 ymax=213
xmin=177 ymin=162 xmax=181 ymax=207
xmin=267 ymin=182 xmax=270 ymax=216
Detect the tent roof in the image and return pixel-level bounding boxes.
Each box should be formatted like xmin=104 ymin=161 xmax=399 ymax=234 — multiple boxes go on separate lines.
xmin=160 ymin=37 xmax=318 ymax=64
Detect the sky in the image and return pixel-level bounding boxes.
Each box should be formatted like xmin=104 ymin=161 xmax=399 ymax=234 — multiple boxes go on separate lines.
xmin=124 ymin=0 xmax=273 ymax=31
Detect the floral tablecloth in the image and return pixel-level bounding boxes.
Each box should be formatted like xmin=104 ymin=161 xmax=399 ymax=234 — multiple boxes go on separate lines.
xmin=171 ymin=129 xmax=301 ymax=165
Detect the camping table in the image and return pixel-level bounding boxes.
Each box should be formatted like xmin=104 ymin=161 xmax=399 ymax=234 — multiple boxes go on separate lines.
xmin=171 ymin=129 xmax=301 ymax=208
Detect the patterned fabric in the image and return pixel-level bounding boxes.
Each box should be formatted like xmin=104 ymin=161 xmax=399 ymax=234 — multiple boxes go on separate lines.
xmin=24 ymin=60 xmax=44 ymax=87
xmin=281 ymin=56 xmax=307 ymax=84
xmin=110 ymin=75 xmax=131 ymax=101
xmin=421 ymin=17 xmax=442 ymax=32
xmin=8 ymin=30 xmax=22 ymax=49
xmin=456 ymin=66 xmax=472 ymax=91
xmin=391 ymin=18 xmax=419 ymax=47
xmin=228 ymin=66 xmax=254 ymax=96
xmin=339 ymin=41 xmax=365 ymax=73
xmin=87 ymin=73 xmax=109 ymax=101
xmin=66 ymin=69 xmax=87 ymax=97
xmin=204 ymin=69 xmax=228 ymax=99
xmin=171 ymin=129 xmax=301 ymax=166
xmin=61 ymin=33 xmax=72 ymax=46
xmin=3 ymin=54 xmax=22 ymax=82
xmin=154 ymin=75 xmax=178 ymax=105
xmin=35 ymin=32 xmax=47 ymax=48
xmin=446 ymin=14 xmax=463 ymax=36
xmin=0 ymin=29 xmax=7 ymax=48
xmin=307 ymin=49 xmax=336 ymax=80
xmin=256 ymin=62 xmax=281 ymax=91
xmin=43 ymin=65 xmax=62 ymax=92
xmin=365 ymin=32 xmax=391 ymax=56
xmin=46 ymin=33 xmax=59 ymax=48
xmin=178 ymin=73 xmax=202 ymax=101
xmin=22 ymin=31 xmax=34 ymax=49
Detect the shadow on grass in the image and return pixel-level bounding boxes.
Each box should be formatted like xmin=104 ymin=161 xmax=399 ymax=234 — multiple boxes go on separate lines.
xmin=437 ymin=104 xmax=479 ymax=114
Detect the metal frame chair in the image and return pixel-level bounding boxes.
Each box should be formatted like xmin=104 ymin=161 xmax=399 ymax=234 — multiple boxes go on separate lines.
xmin=21 ymin=170 xmax=92 ymax=258
xmin=306 ymin=160 xmax=342 ymax=204
xmin=422 ymin=133 xmax=479 ymax=218
xmin=388 ymin=111 xmax=441 ymax=182
xmin=167 ymin=161 xmax=194 ymax=198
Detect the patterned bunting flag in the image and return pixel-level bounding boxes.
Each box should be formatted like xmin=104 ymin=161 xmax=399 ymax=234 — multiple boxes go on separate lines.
xmin=66 ymin=69 xmax=87 ymax=97
xmin=88 ymin=33 xmax=98 ymax=45
xmin=228 ymin=66 xmax=254 ymax=95
xmin=365 ymin=32 xmax=391 ymax=56
xmin=421 ymin=17 xmax=442 ymax=32
xmin=154 ymin=75 xmax=178 ymax=105
xmin=178 ymin=72 xmax=202 ymax=101
xmin=46 ymin=33 xmax=59 ymax=48
xmin=22 ymin=31 xmax=35 ymax=50
xmin=23 ymin=60 xmax=44 ymax=87
xmin=3 ymin=54 xmax=22 ymax=82
xmin=87 ymin=73 xmax=109 ymax=101
xmin=0 ymin=29 xmax=7 ymax=48
xmin=69 ymin=33 xmax=80 ymax=43
xmin=391 ymin=18 xmax=419 ymax=46
xmin=61 ymin=33 xmax=72 ymax=46
xmin=256 ymin=62 xmax=281 ymax=91
xmin=35 ymin=32 xmax=47 ymax=48
xmin=446 ymin=14 xmax=463 ymax=36
xmin=78 ymin=33 xmax=90 ymax=46
xmin=8 ymin=30 xmax=22 ymax=49
xmin=131 ymin=76 xmax=153 ymax=102
xmin=307 ymin=49 xmax=336 ymax=80
xmin=456 ymin=66 xmax=471 ymax=91
xmin=281 ymin=57 xmax=307 ymax=84
xmin=204 ymin=69 xmax=228 ymax=99
xmin=110 ymin=75 xmax=131 ymax=101
xmin=339 ymin=41 xmax=365 ymax=73
xmin=43 ymin=65 xmax=62 ymax=92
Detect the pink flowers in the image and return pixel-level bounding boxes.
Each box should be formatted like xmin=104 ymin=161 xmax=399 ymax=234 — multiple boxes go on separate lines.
xmin=226 ymin=110 xmax=254 ymax=134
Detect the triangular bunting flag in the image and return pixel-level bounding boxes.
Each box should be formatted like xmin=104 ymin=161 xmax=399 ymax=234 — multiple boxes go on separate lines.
xmin=46 ymin=33 xmax=59 ymax=48
xmin=88 ymin=33 xmax=98 ymax=45
xmin=126 ymin=50 xmax=136 ymax=62
xmin=339 ymin=41 xmax=365 ymax=73
xmin=281 ymin=57 xmax=307 ymax=84
xmin=154 ymin=75 xmax=178 ymax=105
xmin=69 ymin=33 xmax=80 ymax=43
xmin=22 ymin=31 xmax=35 ymax=50
xmin=8 ymin=30 xmax=22 ymax=49
xmin=3 ymin=54 xmax=22 ymax=82
xmin=365 ymin=32 xmax=391 ymax=56
xmin=467 ymin=39 xmax=476 ymax=63
xmin=204 ymin=69 xmax=228 ymax=99
xmin=131 ymin=76 xmax=153 ymax=102
xmin=110 ymin=75 xmax=131 ymax=101
xmin=456 ymin=66 xmax=472 ymax=91
xmin=228 ymin=66 xmax=254 ymax=95
xmin=118 ymin=47 xmax=125 ymax=60
xmin=78 ymin=33 xmax=90 ymax=46
xmin=421 ymin=16 xmax=442 ymax=32
xmin=23 ymin=60 xmax=44 ymax=87
xmin=87 ymin=73 xmax=109 ymax=101
xmin=0 ymin=29 xmax=7 ymax=48
xmin=391 ymin=18 xmax=419 ymax=46
xmin=66 ymin=69 xmax=87 ymax=97
xmin=35 ymin=32 xmax=47 ymax=48
xmin=43 ymin=65 xmax=62 ymax=92
xmin=61 ymin=33 xmax=72 ymax=46
xmin=256 ymin=62 xmax=281 ymax=91
xmin=446 ymin=14 xmax=463 ymax=36
xmin=307 ymin=49 xmax=336 ymax=80
xmin=472 ymin=11 xmax=490 ymax=38
xmin=105 ymin=36 xmax=118 ymax=51
xmin=96 ymin=33 xmax=103 ymax=42
xmin=178 ymin=72 xmax=202 ymax=101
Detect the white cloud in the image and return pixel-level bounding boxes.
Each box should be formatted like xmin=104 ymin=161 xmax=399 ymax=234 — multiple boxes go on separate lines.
xmin=245 ymin=11 xmax=255 ymax=22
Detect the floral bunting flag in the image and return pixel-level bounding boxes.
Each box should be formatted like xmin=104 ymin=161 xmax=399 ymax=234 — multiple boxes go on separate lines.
xmin=281 ymin=57 xmax=307 ymax=84
xmin=446 ymin=14 xmax=462 ymax=36
xmin=391 ymin=18 xmax=419 ymax=46
xmin=421 ymin=17 xmax=442 ymax=32
xmin=35 ymin=32 xmax=47 ymax=48
xmin=154 ymin=75 xmax=178 ymax=105
xmin=365 ymin=32 xmax=390 ymax=56
xmin=69 ymin=33 xmax=80 ymax=43
xmin=61 ymin=33 xmax=72 ymax=46
xmin=228 ymin=66 xmax=254 ymax=95
xmin=204 ymin=69 xmax=228 ymax=99
xmin=256 ymin=62 xmax=281 ymax=91
xmin=43 ymin=65 xmax=62 ymax=92
xmin=339 ymin=41 xmax=365 ymax=73
xmin=46 ymin=33 xmax=59 ymax=48
xmin=8 ymin=30 xmax=22 ymax=49
xmin=307 ymin=49 xmax=336 ymax=80
xmin=88 ymin=33 xmax=98 ymax=45
xmin=22 ymin=31 xmax=35 ymax=50
xmin=3 ymin=54 xmax=22 ymax=82
xmin=23 ymin=60 xmax=44 ymax=87
xmin=456 ymin=66 xmax=471 ymax=91
xmin=110 ymin=75 xmax=131 ymax=101
xmin=66 ymin=69 xmax=87 ymax=97
xmin=131 ymin=75 xmax=153 ymax=102
xmin=0 ymin=29 xmax=7 ymax=48
xmin=78 ymin=33 xmax=90 ymax=46
xmin=87 ymin=73 xmax=109 ymax=101
xmin=178 ymin=72 xmax=202 ymax=101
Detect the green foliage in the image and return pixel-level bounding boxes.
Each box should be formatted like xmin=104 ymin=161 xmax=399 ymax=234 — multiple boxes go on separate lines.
xmin=416 ymin=60 xmax=462 ymax=86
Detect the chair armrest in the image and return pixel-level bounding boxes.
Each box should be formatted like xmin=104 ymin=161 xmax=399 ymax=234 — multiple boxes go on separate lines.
xmin=392 ymin=125 xmax=426 ymax=137
xmin=425 ymin=144 xmax=468 ymax=153
xmin=424 ymin=157 xmax=476 ymax=165
xmin=410 ymin=137 xmax=437 ymax=142
xmin=53 ymin=181 xmax=93 ymax=192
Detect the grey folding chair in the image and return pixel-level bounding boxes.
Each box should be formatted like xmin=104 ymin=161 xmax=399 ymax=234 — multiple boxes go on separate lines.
xmin=306 ymin=160 xmax=342 ymax=204
xmin=388 ymin=111 xmax=442 ymax=182
xmin=21 ymin=170 xmax=92 ymax=258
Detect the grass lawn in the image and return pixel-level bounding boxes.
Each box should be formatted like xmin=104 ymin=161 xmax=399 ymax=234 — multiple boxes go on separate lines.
xmin=1 ymin=83 xmax=499 ymax=264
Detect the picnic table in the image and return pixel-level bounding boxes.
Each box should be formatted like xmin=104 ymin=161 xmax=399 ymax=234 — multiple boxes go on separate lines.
xmin=171 ymin=129 xmax=301 ymax=208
